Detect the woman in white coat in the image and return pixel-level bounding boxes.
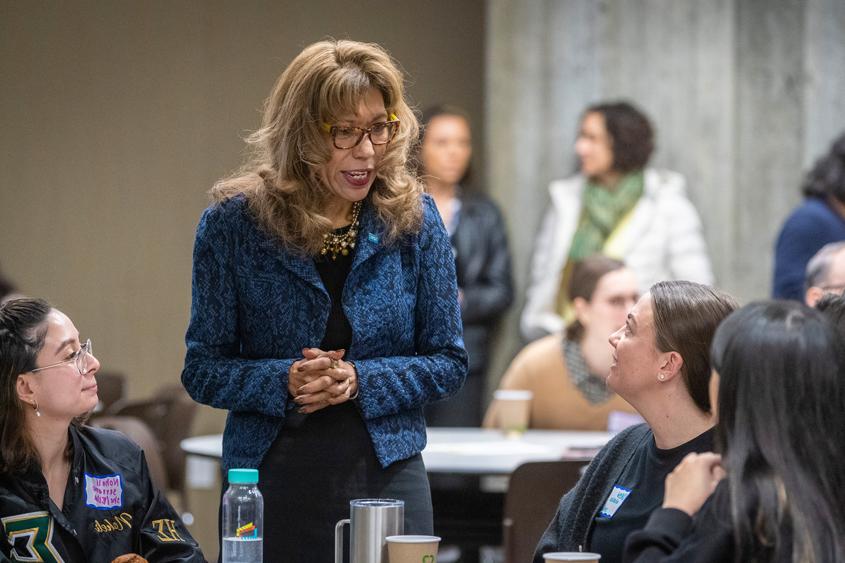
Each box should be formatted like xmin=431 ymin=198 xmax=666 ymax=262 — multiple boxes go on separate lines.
xmin=521 ymin=101 xmax=713 ymax=341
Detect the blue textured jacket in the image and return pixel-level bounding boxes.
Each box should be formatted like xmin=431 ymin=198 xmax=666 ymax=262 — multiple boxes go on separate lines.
xmin=182 ymin=193 xmax=467 ymax=470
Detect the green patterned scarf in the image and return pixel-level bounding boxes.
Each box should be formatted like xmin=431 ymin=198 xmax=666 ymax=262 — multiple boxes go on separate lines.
xmin=568 ymin=171 xmax=645 ymax=261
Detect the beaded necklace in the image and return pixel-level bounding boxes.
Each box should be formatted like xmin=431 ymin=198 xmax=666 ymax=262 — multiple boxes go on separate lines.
xmin=320 ymin=201 xmax=362 ymax=260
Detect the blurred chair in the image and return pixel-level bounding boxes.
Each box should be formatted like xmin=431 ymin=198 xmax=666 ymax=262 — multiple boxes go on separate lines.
xmin=106 ymin=384 xmax=197 ymax=517
xmin=502 ymin=460 xmax=588 ymax=563
xmin=93 ymin=371 xmax=126 ymax=414
xmin=91 ymin=415 xmax=168 ymax=491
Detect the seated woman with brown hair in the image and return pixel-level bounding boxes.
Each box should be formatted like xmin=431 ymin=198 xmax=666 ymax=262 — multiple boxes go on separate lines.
xmin=533 ymin=281 xmax=738 ymax=563
xmin=624 ymin=300 xmax=845 ymax=561
xmin=0 ymin=298 xmax=205 ymax=562
xmin=484 ymin=255 xmax=640 ymax=431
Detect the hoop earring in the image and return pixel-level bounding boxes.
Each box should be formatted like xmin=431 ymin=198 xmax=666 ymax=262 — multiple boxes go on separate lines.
xmin=33 ymin=401 xmax=41 ymax=417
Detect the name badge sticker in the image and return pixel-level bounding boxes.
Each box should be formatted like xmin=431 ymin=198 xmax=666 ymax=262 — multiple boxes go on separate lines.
xmin=598 ymin=485 xmax=632 ymax=519
xmin=84 ymin=473 xmax=124 ymax=510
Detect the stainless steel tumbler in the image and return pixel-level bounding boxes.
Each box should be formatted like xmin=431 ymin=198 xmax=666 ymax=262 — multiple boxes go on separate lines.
xmin=335 ymin=498 xmax=404 ymax=563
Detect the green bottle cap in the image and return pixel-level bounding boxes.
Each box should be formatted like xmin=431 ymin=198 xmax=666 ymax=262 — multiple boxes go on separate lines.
xmin=228 ymin=468 xmax=259 ymax=484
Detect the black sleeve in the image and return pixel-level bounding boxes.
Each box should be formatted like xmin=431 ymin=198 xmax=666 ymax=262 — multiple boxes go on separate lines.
xmin=623 ymin=499 xmax=733 ymax=563
xmin=533 ymin=423 xmax=651 ymax=563
xmin=135 ymin=451 xmax=208 ymax=562
xmin=460 ymin=202 xmax=514 ymax=325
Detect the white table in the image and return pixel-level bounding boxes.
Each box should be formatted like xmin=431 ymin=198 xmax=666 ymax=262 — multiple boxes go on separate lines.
xmin=181 ymin=428 xmax=611 ymax=476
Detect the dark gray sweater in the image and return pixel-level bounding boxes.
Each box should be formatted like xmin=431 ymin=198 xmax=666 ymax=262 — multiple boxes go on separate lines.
xmin=533 ymin=424 xmax=653 ymax=561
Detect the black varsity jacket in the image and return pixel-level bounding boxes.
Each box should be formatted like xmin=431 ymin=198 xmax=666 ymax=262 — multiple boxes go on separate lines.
xmin=0 ymin=425 xmax=206 ymax=562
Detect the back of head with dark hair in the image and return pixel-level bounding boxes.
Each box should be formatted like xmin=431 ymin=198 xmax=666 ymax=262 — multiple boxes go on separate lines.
xmin=565 ymin=255 xmax=626 ymax=341
xmin=815 ymin=292 xmax=845 ymax=344
xmin=801 ymin=131 xmax=845 ymax=204
xmin=710 ymin=301 xmax=845 ymax=561
xmin=585 ymin=101 xmax=654 ymax=173
xmin=0 ymin=298 xmax=52 ymax=474
xmin=650 ymin=280 xmax=739 ymax=413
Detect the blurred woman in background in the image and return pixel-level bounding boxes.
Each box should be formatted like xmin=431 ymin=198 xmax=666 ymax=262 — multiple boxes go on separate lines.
xmin=522 ymin=101 xmax=712 ymax=341
xmin=419 ymin=105 xmax=513 ymax=427
xmin=484 ymin=255 xmax=638 ymax=431
xmin=773 ymin=131 xmax=845 ymax=300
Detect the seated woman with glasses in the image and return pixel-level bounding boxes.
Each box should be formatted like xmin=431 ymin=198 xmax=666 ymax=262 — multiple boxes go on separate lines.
xmin=483 ymin=255 xmax=639 ymax=431
xmin=182 ymin=39 xmax=466 ymax=562
xmin=0 ymin=298 xmax=205 ymax=562
xmin=533 ymin=281 xmax=737 ymax=563
xmin=623 ymin=300 xmax=845 ymax=562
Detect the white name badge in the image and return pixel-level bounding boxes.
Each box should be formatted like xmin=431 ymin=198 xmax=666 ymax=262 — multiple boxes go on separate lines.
xmin=84 ymin=473 xmax=124 ymax=510
xmin=598 ymin=485 xmax=631 ymax=519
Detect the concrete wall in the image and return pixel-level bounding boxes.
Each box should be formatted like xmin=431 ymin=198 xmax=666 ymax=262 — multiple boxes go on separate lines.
xmin=486 ymin=0 xmax=845 ymax=388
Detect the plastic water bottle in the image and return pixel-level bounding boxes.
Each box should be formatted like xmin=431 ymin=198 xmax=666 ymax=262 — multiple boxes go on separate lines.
xmin=222 ymin=468 xmax=264 ymax=563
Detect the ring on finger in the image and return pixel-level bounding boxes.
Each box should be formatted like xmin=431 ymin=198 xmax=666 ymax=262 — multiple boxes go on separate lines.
xmin=330 ymin=359 xmax=339 ymax=369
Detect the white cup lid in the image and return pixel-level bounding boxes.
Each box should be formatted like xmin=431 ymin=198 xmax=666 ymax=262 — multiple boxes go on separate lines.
xmin=494 ymin=389 xmax=533 ymax=400
xmin=386 ymin=535 xmax=441 ymax=543
xmin=543 ymin=553 xmax=601 ymax=561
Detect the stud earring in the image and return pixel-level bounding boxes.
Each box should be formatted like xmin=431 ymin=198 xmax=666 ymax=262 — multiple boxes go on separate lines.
xmin=33 ymin=401 xmax=41 ymax=417
xmin=658 ymin=374 xmax=665 ymax=382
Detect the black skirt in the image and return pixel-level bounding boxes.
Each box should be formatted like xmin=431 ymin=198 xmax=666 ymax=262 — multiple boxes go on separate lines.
xmin=244 ymin=402 xmax=432 ymax=562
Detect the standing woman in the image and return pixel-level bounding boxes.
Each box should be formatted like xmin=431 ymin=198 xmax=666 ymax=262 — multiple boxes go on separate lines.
xmin=772 ymin=131 xmax=845 ymax=300
xmin=534 ymin=281 xmax=736 ymax=563
xmin=624 ymin=301 xmax=845 ymax=562
xmin=419 ymin=105 xmax=513 ymax=427
xmin=522 ymin=102 xmax=713 ymax=341
xmin=181 ymin=40 xmax=467 ymax=562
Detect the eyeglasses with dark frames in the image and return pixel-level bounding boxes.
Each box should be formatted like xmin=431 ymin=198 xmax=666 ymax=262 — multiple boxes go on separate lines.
xmin=321 ymin=115 xmax=400 ymax=150
xmin=31 ymin=339 xmax=93 ymax=376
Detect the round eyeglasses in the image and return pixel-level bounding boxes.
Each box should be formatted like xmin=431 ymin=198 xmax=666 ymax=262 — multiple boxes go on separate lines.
xmin=322 ymin=119 xmax=400 ymax=150
xmin=31 ymin=339 xmax=93 ymax=376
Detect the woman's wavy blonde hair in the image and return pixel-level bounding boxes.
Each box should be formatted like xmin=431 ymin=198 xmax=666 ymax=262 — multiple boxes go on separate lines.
xmin=212 ymin=39 xmax=423 ymax=254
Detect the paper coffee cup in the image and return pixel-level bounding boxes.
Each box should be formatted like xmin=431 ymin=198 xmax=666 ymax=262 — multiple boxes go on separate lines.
xmin=386 ymin=535 xmax=441 ymax=563
xmin=543 ymin=552 xmax=601 ymax=562
xmin=493 ymin=389 xmax=533 ymax=434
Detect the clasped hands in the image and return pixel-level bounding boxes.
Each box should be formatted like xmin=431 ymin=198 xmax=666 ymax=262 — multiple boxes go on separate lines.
xmin=287 ymin=347 xmax=358 ymax=414
xmin=662 ymin=452 xmax=726 ymax=516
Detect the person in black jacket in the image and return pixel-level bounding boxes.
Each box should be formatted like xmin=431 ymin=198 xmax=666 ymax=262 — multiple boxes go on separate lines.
xmin=0 ymin=298 xmax=205 ymax=562
xmin=623 ymin=300 xmax=845 ymax=562
xmin=419 ymin=104 xmax=514 ymax=427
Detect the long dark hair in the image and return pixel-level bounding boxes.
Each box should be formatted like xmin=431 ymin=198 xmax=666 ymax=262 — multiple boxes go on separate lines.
xmin=801 ymin=131 xmax=845 ymax=204
xmin=815 ymin=293 xmax=845 ymax=342
xmin=711 ymin=301 xmax=845 ymax=561
xmin=0 ymin=298 xmax=51 ymax=474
